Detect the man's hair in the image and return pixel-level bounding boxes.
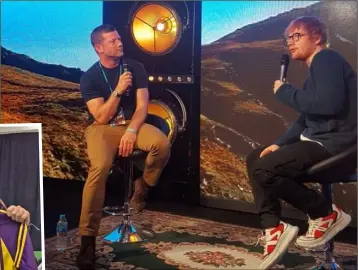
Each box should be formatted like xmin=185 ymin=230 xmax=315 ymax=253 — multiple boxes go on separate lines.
xmin=286 ymin=16 xmax=329 ymax=46
xmin=90 ymin=24 xmax=117 ymax=47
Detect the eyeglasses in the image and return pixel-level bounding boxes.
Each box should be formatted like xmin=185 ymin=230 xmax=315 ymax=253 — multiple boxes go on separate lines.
xmin=284 ymin=33 xmax=306 ymax=44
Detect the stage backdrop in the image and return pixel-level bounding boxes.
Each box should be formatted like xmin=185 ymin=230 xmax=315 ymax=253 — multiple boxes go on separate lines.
xmin=200 ymin=0 xmax=357 ymax=222
xmin=1 ymin=1 xmax=101 ymax=180
xmin=1 ymin=1 xmax=356 ymax=221
xmin=1 ymin=1 xmax=201 ymax=202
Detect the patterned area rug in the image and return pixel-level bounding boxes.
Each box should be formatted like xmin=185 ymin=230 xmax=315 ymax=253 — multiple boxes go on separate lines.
xmin=45 ymin=210 xmax=357 ymax=269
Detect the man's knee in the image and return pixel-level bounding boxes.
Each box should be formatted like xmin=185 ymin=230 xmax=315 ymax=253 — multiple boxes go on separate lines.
xmin=150 ymin=136 xmax=171 ymax=158
xmin=246 ymin=147 xmax=265 ymax=171
xmin=251 ymin=158 xmax=277 ymax=186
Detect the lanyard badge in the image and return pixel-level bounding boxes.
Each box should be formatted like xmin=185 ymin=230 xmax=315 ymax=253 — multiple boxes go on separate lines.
xmin=99 ymin=61 xmax=126 ymax=126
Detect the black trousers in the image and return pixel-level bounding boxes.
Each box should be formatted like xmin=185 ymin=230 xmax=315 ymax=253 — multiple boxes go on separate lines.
xmin=246 ymin=141 xmax=332 ymax=229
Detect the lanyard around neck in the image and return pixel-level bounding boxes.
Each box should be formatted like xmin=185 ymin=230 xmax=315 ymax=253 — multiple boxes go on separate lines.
xmin=98 ymin=61 xmax=122 ymax=93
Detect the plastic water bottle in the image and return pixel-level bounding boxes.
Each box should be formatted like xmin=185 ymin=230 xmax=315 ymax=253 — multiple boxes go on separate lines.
xmin=56 ymin=214 xmax=68 ymax=251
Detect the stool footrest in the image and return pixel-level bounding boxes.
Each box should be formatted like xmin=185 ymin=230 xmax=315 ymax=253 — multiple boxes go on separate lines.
xmin=103 ymin=206 xmax=136 ymax=216
xmin=103 ymin=206 xmax=125 ymax=216
xmin=309 ymin=259 xmax=343 ymax=270
xmin=301 ymin=245 xmax=342 ymax=270
xmin=303 ymin=243 xmax=329 ymax=252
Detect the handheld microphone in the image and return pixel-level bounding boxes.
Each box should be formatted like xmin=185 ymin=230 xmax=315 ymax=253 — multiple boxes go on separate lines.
xmin=122 ymin=59 xmax=131 ymax=96
xmin=280 ymin=54 xmax=290 ymax=82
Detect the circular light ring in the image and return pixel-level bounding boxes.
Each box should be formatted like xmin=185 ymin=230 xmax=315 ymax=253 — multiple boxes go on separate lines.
xmin=130 ymin=3 xmax=182 ymax=55
xmin=147 ymin=99 xmax=178 ymax=143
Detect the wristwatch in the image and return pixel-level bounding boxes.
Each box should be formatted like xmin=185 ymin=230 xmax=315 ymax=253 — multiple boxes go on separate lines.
xmin=111 ymin=90 xmax=122 ymax=98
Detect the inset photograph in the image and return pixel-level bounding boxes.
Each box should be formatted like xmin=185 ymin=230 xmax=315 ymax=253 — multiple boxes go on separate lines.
xmin=0 ymin=123 xmax=44 ymax=269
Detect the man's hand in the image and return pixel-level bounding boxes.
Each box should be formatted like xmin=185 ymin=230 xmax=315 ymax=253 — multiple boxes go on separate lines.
xmin=273 ymin=80 xmax=285 ymax=94
xmin=115 ymin=71 xmax=132 ymax=95
xmin=260 ymin=144 xmax=280 ymax=158
xmin=6 ymin=205 xmax=30 ymax=225
xmin=119 ymin=131 xmax=137 ymax=157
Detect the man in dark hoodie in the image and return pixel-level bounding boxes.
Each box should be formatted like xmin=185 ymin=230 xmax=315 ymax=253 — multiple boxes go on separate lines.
xmin=246 ymin=16 xmax=356 ymax=269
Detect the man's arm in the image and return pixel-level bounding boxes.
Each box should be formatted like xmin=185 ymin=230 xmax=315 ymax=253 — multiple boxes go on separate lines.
xmin=275 ymin=113 xmax=306 ymax=146
xmin=275 ymin=50 xmax=345 ymax=115
xmin=86 ymin=95 xmax=121 ymax=125
xmin=118 ymin=88 xmax=148 ymax=157
xmin=83 ymin=71 xmax=132 ymax=124
xmin=127 ymin=88 xmax=149 ymax=131
xmin=118 ymin=61 xmax=149 ymax=157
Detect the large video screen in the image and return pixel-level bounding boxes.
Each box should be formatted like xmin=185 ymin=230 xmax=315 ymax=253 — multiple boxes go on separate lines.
xmin=1 ymin=1 xmax=357 ymax=220
xmin=200 ymin=1 xmax=357 ymax=218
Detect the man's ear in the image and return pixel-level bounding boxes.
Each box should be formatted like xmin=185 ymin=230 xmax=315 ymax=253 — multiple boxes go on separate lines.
xmin=94 ymin=43 xmax=102 ymax=54
xmin=313 ymin=32 xmax=322 ymax=46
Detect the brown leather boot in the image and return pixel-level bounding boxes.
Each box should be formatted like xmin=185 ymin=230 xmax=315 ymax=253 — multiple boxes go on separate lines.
xmin=76 ymin=236 xmax=95 ymax=269
xmin=129 ymin=177 xmax=150 ymax=214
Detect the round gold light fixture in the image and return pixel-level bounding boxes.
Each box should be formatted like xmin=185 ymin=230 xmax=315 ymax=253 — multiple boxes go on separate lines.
xmin=130 ymin=3 xmax=182 ymax=55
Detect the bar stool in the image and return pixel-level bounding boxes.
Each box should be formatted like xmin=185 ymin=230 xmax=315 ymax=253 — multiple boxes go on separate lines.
xmin=300 ymin=145 xmax=357 ymax=270
xmin=101 ymin=91 xmax=187 ymax=243
xmin=102 ymin=150 xmax=155 ymax=244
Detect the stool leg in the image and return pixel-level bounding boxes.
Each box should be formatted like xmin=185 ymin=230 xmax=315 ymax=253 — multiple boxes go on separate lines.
xmin=322 ymin=184 xmax=333 ymax=212
xmin=103 ymin=158 xmax=155 ymax=244
xmin=305 ymin=184 xmax=342 ymax=269
xmin=322 ymin=185 xmax=342 ymax=269
xmin=123 ymin=159 xmax=133 ymax=222
xmin=322 ymin=241 xmax=343 ymax=270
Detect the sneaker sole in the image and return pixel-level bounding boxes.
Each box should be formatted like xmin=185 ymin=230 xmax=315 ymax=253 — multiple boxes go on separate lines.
xmin=296 ymin=212 xmax=351 ymax=249
xmin=260 ymin=225 xmax=299 ymax=269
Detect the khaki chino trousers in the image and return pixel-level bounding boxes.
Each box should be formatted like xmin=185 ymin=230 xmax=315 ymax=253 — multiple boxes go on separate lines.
xmin=79 ymin=123 xmax=171 ymax=236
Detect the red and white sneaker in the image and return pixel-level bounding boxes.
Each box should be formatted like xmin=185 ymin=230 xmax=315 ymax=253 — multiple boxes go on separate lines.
xmin=296 ymin=204 xmax=351 ymax=249
xmin=257 ymin=221 xmax=299 ymax=269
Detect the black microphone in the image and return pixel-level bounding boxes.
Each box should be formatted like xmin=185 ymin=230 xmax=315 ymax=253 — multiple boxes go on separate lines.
xmin=122 ymin=59 xmax=131 ymax=96
xmin=280 ymin=54 xmax=289 ymax=82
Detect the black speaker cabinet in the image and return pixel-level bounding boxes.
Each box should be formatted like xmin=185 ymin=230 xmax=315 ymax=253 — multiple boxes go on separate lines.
xmin=103 ymin=1 xmax=201 ymax=205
